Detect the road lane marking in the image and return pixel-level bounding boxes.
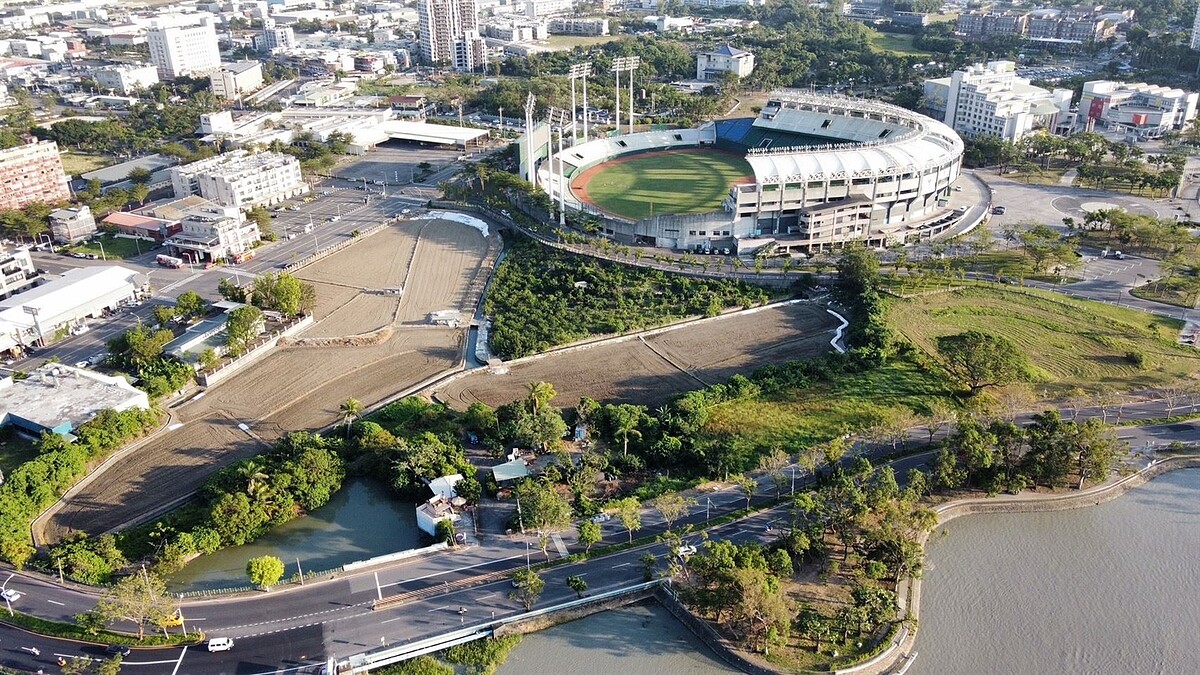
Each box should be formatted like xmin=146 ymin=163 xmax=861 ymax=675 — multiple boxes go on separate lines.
xmin=170 ymin=646 xmax=187 ymax=675
xmin=380 ymin=616 xmax=406 ymax=624
xmin=611 ymin=563 xmax=630 ymax=568
xmin=46 ymin=599 xmax=64 ymax=605
xmin=428 ymin=605 xmax=449 ymax=612
xmin=385 ymin=553 xmax=526 ymax=588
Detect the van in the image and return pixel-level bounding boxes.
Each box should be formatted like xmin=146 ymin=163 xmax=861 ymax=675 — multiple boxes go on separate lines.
xmin=207 ymin=637 xmax=234 ymax=652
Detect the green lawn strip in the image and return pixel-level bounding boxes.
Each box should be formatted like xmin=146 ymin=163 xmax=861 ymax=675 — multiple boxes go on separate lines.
xmin=583 ymin=150 xmax=751 ymax=220
xmin=59 ymin=153 xmax=113 ymax=178
xmin=67 ymin=234 xmax=157 ymax=260
xmin=887 ymin=284 xmax=1195 ymax=396
xmin=1 ymin=611 xmax=199 ymax=647
xmin=866 ymin=30 xmax=933 ymax=57
xmin=1131 ymin=281 xmax=1198 ymax=310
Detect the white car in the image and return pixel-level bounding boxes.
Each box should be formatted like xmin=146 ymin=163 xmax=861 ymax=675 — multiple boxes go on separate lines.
xmin=328 ymin=215 xmax=341 ymax=222
xmin=589 ymin=513 xmax=611 ymax=523
xmin=207 ymin=637 xmax=234 ymax=652
xmin=1 ymin=588 xmax=22 ymax=602
xmin=676 ymin=545 xmax=697 ymax=558
xmin=73 ymin=361 xmax=89 ymax=369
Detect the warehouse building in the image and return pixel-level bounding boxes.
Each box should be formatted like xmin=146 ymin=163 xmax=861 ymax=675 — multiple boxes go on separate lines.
xmin=0 ymin=364 xmax=149 ymax=437
xmin=0 ymin=266 xmax=144 ymax=354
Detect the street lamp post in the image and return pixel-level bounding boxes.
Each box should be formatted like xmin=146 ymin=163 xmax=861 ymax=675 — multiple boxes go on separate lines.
xmin=22 ymin=306 xmax=43 ymax=348
xmin=2 ymin=573 xmax=13 ymax=617
xmin=96 ymin=239 xmax=106 ymax=261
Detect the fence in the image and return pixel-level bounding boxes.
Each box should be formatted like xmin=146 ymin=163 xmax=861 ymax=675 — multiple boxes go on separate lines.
xmin=198 ymin=314 xmax=313 ymax=387
xmin=283 ymin=221 xmax=390 ymax=275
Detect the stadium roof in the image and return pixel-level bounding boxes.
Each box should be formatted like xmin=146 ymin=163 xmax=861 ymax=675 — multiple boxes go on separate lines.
xmin=378 ymin=120 xmax=489 ymax=147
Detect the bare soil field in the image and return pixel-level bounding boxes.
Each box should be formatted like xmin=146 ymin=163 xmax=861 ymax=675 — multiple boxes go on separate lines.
xmin=302 ymin=293 xmax=400 ymax=338
xmin=434 ymin=303 xmax=837 ymax=410
xmin=295 ymin=222 xmax=421 ymax=290
xmin=304 ymin=281 xmax=361 ymax=321
xmin=44 ymin=218 xmax=489 ymax=542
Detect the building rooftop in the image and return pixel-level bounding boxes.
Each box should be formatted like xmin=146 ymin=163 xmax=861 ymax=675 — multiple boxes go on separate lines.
xmin=490 ymin=458 xmax=531 ymax=482
xmin=708 ymin=44 xmax=750 ymax=57
xmin=0 ymin=364 xmax=147 ymax=434
xmin=81 ymin=154 xmax=177 ymax=185
xmin=219 ymin=60 xmax=261 ymax=75
xmin=0 ymin=266 xmax=141 ymax=321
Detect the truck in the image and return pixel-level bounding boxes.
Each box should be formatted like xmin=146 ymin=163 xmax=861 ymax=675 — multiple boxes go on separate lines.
xmin=156 ymin=254 xmax=184 ymax=268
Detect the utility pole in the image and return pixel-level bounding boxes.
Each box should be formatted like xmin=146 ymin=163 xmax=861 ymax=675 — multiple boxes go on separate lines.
xmin=523 ymin=92 xmax=536 ymax=184
xmin=296 ymin=557 xmax=305 ymax=586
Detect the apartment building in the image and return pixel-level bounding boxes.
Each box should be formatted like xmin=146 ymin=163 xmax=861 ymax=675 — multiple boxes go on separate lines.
xmin=210 ymin=61 xmax=264 ymax=100
xmin=955 ymin=10 xmax=1027 ymax=38
xmin=523 ymin=0 xmax=573 ymax=18
xmin=924 ymin=61 xmax=1071 ymax=142
xmin=0 ymin=245 xmax=38 ymax=299
xmin=48 ymin=205 xmax=96 ymax=243
xmin=696 ymin=44 xmax=755 ymax=81
xmin=165 ymin=203 xmax=260 ymax=264
xmin=170 ymin=150 xmax=308 ymax=208
xmin=255 ymin=19 xmax=297 ymax=52
xmin=547 ymin=16 xmax=609 ymax=35
xmin=0 ymin=141 xmax=71 ymax=211
xmin=148 ymin=22 xmax=221 ymax=80
xmin=1080 ymin=81 xmax=1199 ymax=140
xmin=417 ymin=0 xmax=485 ymax=71
xmin=94 ymin=63 xmax=159 ymax=95
xmin=956 ymin=7 xmax=1126 ymax=44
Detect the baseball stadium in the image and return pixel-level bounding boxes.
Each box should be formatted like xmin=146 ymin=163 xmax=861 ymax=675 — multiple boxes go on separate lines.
xmin=538 ymin=90 xmax=966 ymax=254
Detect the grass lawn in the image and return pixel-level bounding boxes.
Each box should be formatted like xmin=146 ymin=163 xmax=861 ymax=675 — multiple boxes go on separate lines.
xmin=59 ymin=152 xmax=112 ymax=178
xmin=866 ymin=30 xmax=933 ymax=57
xmin=1131 ymin=279 xmax=1199 ymax=309
xmin=580 ymin=150 xmax=752 ymax=220
xmin=704 ymin=358 xmax=957 ymax=451
xmin=889 ymin=283 xmax=1197 ymax=396
xmin=67 ymin=234 xmax=156 ymax=260
xmin=544 ymin=35 xmax=622 ymax=50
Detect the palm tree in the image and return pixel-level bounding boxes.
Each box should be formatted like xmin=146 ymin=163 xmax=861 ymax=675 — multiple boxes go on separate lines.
xmin=339 ymin=398 xmax=364 ymax=437
xmin=526 ymin=381 xmax=556 ymax=415
xmin=238 ymin=460 xmax=270 ymax=497
xmin=612 ymin=404 xmax=643 ymax=456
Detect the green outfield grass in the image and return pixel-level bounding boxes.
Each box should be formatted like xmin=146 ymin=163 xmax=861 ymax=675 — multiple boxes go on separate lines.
xmin=579 ymin=150 xmax=752 ymax=220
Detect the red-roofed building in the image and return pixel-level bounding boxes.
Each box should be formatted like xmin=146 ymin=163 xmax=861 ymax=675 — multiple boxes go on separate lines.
xmin=102 ymin=211 xmax=179 ymax=241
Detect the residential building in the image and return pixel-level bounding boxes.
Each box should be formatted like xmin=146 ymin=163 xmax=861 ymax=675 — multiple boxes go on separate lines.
xmin=547 ymin=16 xmax=609 ymax=35
xmin=1193 ymin=2 xmax=1200 ymax=50
xmin=1079 ymin=81 xmax=1200 ymax=140
xmin=417 ymin=0 xmax=485 ymax=71
xmin=101 ymin=211 xmax=179 ymax=241
xmin=254 ymin=19 xmax=296 ymax=52
xmin=165 ymin=203 xmax=260 ymax=264
xmin=924 ymin=61 xmax=1071 ymax=142
xmin=955 ymin=10 xmax=1027 ymax=38
xmin=170 ymin=150 xmax=307 ymax=208
xmin=483 ymin=17 xmax=547 ymax=42
xmin=0 ymin=266 xmax=144 ymax=354
xmin=93 ymin=63 xmax=159 ymax=94
xmin=0 ymin=363 xmax=149 ymax=437
xmin=210 ymin=61 xmax=264 ymax=100
xmin=0 ymin=141 xmax=71 ymax=211
xmin=0 ymin=246 xmax=38 ymax=299
xmin=48 ymin=205 xmax=96 ymax=243
xmin=956 ymin=7 xmax=1127 ymax=44
xmin=523 ymin=0 xmax=573 ymax=18
xmin=148 ymin=22 xmax=221 ymax=80
xmin=696 ymin=44 xmax=754 ymax=81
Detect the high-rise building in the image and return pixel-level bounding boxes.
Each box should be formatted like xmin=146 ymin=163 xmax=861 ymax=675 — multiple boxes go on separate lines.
xmin=255 ymin=19 xmax=296 ymax=53
xmin=1192 ymin=1 xmax=1200 ymax=50
xmin=170 ymin=150 xmax=308 ymax=208
xmin=923 ymin=61 xmax=1071 ymax=142
xmin=417 ymin=0 xmax=485 ymax=71
xmin=0 ymin=141 xmax=71 ymax=211
xmin=210 ymin=61 xmax=264 ymax=100
xmin=147 ymin=22 xmax=221 ymax=80
xmin=94 ymin=63 xmax=159 ymax=95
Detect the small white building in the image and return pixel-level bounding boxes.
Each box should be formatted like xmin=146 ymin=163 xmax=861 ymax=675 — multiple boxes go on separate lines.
xmin=0 ymin=364 xmax=149 ymax=437
xmin=0 ymin=246 xmax=37 ymax=299
xmin=48 ymin=205 xmax=96 ymax=244
xmin=165 ymin=203 xmax=260 ymax=264
xmin=94 ymin=63 xmax=159 ymax=95
xmin=210 ymin=61 xmax=264 ymax=100
xmin=416 ymin=474 xmax=463 ymax=537
xmin=1079 ymin=81 xmax=1200 ymax=140
xmin=696 ymin=44 xmax=754 ymax=81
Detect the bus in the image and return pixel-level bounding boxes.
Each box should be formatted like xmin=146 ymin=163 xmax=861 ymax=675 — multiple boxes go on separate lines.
xmin=156 ymin=254 xmax=184 ymax=268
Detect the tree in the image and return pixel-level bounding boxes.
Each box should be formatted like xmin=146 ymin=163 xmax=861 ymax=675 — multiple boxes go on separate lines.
xmin=130 ymin=183 xmax=151 ymax=206
xmin=152 ymin=304 xmax=174 ymax=328
xmin=246 ymin=555 xmax=285 ymax=590
xmin=175 ymin=291 xmax=208 ymax=322
xmin=936 ymin=331 xmax=1029 ymax=394
xmin=731 ymin=473 xmax=756 ymax=510
xmin=225 ymin=305 xmax=264 ymax=354
xmin=514 ymin=478 xmax=572 ymax=545
xmin=578 ymin=519 xmax=601 ymax=553
xmin=608 ymin=403 xmax=645 ymax=456
xmin=566 ymin=574 xmax=588 ymax=598
xmin=339 ymin=398 xmax=364 ymax=435
xmin=612 ymin=496 xmax=641 ymax=543
xmin=93 ymin=570 xmax=176 ymax=640
xmin=923 ymin=399 xmax=957 ymax=444
xmin=198 ymin=347 xmax=220 ymax=371
xmin=509 ymin=567 xmax=544 ymax=610
xmin=758 ymin=447 xmax=791 ymax=497
xmin=127 ymin=167 xmax=153 ymax=185
xmin=653 ymin=492 xmax=697 ymax=531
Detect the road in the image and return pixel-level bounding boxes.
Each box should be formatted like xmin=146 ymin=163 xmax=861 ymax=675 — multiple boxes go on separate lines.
xmin=2 ymin=405 xmax=1199 ymax=673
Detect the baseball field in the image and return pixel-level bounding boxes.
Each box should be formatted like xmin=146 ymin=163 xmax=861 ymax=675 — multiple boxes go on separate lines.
xmin=572 ymin=148 xmax=753 ymax=220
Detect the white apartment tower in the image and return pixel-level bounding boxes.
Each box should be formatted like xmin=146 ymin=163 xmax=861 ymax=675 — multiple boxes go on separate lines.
xmin=170 ymin=150 xmax=308 ymax=208
xmin=148 ymin=22 xmax=221 ymax=80
xmin=417 ymin=0 xmax=485 ymax=71
xmin=924 ymin=61 xmax=1071 ymax=142
xmin=255 ymin=18 xmax=296 ymax=52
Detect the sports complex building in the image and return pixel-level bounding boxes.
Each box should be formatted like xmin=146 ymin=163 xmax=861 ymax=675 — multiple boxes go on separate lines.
xmin=536 ymin=90 xmax=966 ymax=253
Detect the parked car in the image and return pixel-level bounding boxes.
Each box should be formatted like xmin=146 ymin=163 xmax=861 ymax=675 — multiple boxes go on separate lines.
xmin=991 ymin=206 xmax=1007 ymax=215
xmin=590 ymin=513 xmax=611 ymax=523
xmin=207 ymin=637 xmax=234 ymax=652
xmin=676 ymin=545 xmax=697 ymax=558
xmin=105 ymin=645 xmax=131 ymax=656
xmin=73 ymin=361 xmax=89 ymax=369
xmin=0 ymin=589 xmax=22 ymax=602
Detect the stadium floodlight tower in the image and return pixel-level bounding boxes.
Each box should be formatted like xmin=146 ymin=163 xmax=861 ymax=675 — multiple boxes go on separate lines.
xmin=568 ymin=62 xmax=592 ymax=142
xmin=547 ymin=107 xmax=571 ymax=226
xmin=610 ymin=56 xmax=640 ymax=134
xmin=523 ymin=92 xmax=536 ymax=184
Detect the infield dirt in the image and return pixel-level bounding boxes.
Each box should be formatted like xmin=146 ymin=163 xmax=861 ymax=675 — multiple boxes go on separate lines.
xmin=43 ymin=219 xmax=489 ymax=542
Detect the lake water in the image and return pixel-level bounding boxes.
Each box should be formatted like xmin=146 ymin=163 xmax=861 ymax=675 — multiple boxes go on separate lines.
xmin=913 ymin=468 xmax=1200 ymax=674
xmin=167 ymin=479 xmax=422 ymax=591
xmin=497 ymin=601 xmax=739 ymax=675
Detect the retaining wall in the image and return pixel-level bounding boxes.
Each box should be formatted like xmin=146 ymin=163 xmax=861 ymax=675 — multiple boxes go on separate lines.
xmin=653 ymin=585 xmax=776 ymax=675
xmin=198 ymin=315 xmax=313 ymax=388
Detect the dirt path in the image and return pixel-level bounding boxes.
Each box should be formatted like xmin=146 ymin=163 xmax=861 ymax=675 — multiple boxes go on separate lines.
xmin=43 ymin=219 xmax=489 ymax=543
